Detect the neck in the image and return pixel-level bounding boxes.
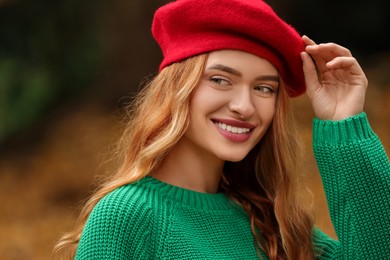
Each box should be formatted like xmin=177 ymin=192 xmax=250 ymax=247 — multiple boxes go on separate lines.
xmin=151 ymin=138 xmax=224 ymax=194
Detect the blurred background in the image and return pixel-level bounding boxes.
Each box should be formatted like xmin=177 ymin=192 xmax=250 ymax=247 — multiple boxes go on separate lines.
xmin=0 ymin=0 xmax=389 ymax=259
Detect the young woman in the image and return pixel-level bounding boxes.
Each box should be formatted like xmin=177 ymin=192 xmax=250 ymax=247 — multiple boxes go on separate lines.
xmin=55 ymin=0 xmax=390 ymax=259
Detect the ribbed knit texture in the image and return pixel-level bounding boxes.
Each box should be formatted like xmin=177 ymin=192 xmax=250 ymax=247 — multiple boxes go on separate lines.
xmin=312 ymin=112 xmax=390 ymax=259
xmin=75 ymin=113 xmax=390 ymax=259
xmin=75 ymin=177 xmax=261 ymax=259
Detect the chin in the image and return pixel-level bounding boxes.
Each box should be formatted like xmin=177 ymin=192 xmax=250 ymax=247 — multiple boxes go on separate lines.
xmin=219 ymin=152 xmax=249 ymax=163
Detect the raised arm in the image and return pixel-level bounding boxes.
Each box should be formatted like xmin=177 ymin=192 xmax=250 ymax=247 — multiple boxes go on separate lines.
xmin=301 ymin=36 xmax=390 ymax=259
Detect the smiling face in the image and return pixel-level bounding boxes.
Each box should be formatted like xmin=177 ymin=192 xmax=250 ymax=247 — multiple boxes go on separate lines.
xmin=181 ymin=49 xmax=279 ymax=163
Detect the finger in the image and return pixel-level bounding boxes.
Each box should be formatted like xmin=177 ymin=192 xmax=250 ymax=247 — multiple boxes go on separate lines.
xmin=303 ymin=45 xmax=328 ymax=73
xmin=302 ymin=35 xmax=316 ymax=46
xmin=327 ymin=56 xmax=365 ymax=76
xmin=305 ymin=43 xmax=353 ymax=74
xmin=301 ymin=51 xmax=320 ymax=98
xmin=306 ymin=43 xmax=352 ymax=58
xmin=327 ymin=56 xmax=357 ymax=68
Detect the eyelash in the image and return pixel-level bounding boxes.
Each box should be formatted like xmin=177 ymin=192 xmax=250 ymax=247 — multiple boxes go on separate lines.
xmin=254 ymin=85 xmax=276 ymax=93
xmin=209 ymin=75 xmax=277 ymax=95
xmin=210 ymin=76 xmax=230 ymax=85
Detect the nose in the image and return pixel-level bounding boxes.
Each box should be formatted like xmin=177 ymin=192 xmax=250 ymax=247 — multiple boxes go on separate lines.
xmin=228 ymin=88 xmax=255 ymax=119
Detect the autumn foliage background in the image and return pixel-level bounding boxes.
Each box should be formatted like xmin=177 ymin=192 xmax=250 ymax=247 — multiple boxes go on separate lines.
xmin=0 ymin=0 xmax=389 ymax=259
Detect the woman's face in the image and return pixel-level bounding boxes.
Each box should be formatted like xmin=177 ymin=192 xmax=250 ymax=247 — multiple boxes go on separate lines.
xmin=183 ymin=50 xmax=279 ymax=162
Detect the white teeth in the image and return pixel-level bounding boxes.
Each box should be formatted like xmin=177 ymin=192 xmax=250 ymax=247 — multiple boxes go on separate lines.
xmin=215 ymin=122 xmax=250 ymax=134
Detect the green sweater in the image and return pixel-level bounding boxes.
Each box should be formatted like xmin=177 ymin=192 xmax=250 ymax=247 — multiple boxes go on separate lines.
xmin=75 ymin=113 xmax=390 ymax=259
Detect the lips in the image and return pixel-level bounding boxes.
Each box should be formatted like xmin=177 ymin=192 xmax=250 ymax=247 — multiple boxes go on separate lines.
xmin=212 ymin=118 xmax=256 ymax=142
xmin=215 ymin=122 xmax=250 ymax=134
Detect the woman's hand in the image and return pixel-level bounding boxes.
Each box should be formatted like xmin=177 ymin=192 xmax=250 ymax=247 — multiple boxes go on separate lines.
xmin=300 ymin=35 xmax=368 ymax=121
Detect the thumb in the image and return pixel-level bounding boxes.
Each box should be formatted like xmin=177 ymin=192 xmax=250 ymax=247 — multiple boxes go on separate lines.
xmin=301 ymin=51 xmax=319 ymax=98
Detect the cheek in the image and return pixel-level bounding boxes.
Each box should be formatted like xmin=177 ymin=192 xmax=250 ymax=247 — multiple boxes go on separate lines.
xmin=254 ymin=99 xmax=276 ymax=122
xmin=191 ymin=87 xmax=227 ymax=113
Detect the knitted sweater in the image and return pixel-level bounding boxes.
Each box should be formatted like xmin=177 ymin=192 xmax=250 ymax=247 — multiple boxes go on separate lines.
xmin=75 ymin=113 xmax=390 ymax=259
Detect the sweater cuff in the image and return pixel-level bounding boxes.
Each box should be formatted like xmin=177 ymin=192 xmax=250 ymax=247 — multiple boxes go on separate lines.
xmin=313 ymin=112 xmax=376 ymax=145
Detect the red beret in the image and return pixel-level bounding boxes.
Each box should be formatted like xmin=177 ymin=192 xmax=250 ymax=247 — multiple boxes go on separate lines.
xmin=152 ymin=0 xmax=306 ymax=97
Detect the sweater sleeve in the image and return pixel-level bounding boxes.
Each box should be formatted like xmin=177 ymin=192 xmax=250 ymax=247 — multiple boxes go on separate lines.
xmin=312 ymin=112 xmax=390 ymax=259
xmin=75 ymin=185 xmax=154 ymax=259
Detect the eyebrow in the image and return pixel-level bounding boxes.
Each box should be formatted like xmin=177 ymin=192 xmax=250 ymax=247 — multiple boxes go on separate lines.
xmin=206 ymin=64 xmax=280 ymax=83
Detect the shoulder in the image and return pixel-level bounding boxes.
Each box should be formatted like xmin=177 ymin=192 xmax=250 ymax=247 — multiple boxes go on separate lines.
xmin=95 ymin=180 xmax=154 ymax=215
xmin=86 ymin=179 xmax=158 ymax=233
xmin=76 ymin=180 xmax=157 ymax=259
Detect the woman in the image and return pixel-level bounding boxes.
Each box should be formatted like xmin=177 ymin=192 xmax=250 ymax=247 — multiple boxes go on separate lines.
xmin=55 ymin=0 xmax=390 ymax=259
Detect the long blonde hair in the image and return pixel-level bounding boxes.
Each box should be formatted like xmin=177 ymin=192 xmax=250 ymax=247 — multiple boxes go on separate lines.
xmin=55 ymin=53 xmax=315 ymax=259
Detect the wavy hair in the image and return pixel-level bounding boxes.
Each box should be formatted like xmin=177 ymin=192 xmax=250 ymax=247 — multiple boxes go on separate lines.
xmin=54 ymin=53 xmax=315 ymax=259
xmin=222 ymin=80 xmax=315 ymax=259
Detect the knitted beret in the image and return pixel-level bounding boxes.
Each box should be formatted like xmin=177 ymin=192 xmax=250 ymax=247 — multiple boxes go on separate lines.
xmin=152 ymin=0 xmax=306 ymax=97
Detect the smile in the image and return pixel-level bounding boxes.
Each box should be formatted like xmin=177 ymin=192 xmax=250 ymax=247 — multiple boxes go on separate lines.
xmin=214 ymin=122 xmax=250 ymax=134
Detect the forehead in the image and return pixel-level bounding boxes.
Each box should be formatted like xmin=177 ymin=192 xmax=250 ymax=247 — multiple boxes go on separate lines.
xmin=206 ymin=50 xmax=278 ymax=76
